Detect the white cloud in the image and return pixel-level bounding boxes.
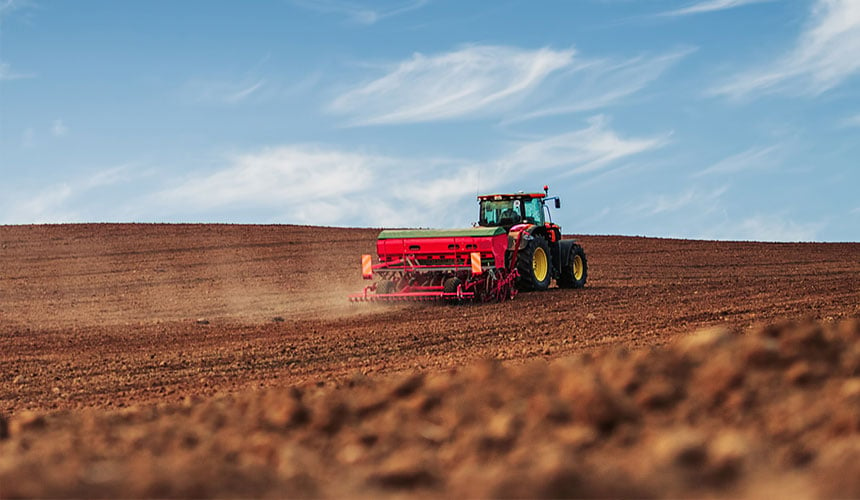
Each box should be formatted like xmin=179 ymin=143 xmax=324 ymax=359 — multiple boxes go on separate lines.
xmin=149 ymin=119 xmax=664 ymax=226
xmin=290 ymin=0 xmax=428 ymax=25
xmin=4 ymin=183 xmax=78 ymax=223
xmin=631 ymin=185 xmax=728 ymax=216
xmin=498 ymin=116 xmax=670 ymax=177
xmin=185 ymin=78 xmax=267 ymax=104
xmin=149 ymin=147 xmax=478 ymax=225
xmin=181 ymin=52 xmax=284 ymax=105
xmin=709 ymin=214 xmax=823 ymax=241
xmin=155 ymin=146 xmax=382 ymax=220
xmin=183 ymin=52 xmax=322 ymax=106
xmin=0 ymin=166 xmax=135 ymax=224
xmin=0 ymin=0 xmax=34 ymax=19
xmin=4 ymin=118 xmax=664 ymax=226
xmin=330 ymin=44 xmax=690 ymax=125
xmin=51 ymin=119 xmax=68 ymax=137
xmin=331 ymin=45 xmax=575 ymax=125
xmin=81 ymin=166 xmax=137 ymax=190
xmin=659 ymin=0 xmax=774 ymax=17
xmin=505 ymin=48 xmax=695 ymax=124
xmin=692 ymin=145 xmax=780 ymax=177
xmin=712 ymin=0 xmax=860 ymax=98
xmin=148 ymin=146 xmax=485 ymax=227
xmin=0 ymin=60 xmax=34 ymax=81
xmin=226 ymin=80 xmax=266 ymax=103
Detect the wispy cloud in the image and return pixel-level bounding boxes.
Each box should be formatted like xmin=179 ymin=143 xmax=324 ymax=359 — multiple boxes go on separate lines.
xmin=331 ymin=45 xmax=575 ymax=125
xmin=631 ymin=185 xmax=728 ymax=216
xmin=658 ymin=0 xmax=774 ymax=17
xmin=4 ymin=116 xmax=666 ymax=226
xmin=330 ymin=44 xmax=689 ymax=125
xmin=149 ymin=119 xmax=665 ymax=226
xmin=155 ymin=146 xmax=382 ymax=221
xmin=3 ymin=184 xmax=78 ymax=223
xmin=709 ymin=214 xmax=823 ymax=241
xmin=505 ymin=48 xmax=695 ymax=124
xmin=291 ymin=0 xmax=428 ymax=25
xmin=185 ymin=78 xmax=267 ymax=104
xmin=227 ymin=80 xmax=266 ymax=103
xmin=0 ymin=166 xmax=137 ymax=224
xmin=182 ymin=52 xmax=283 ymax=105
xmin=712 ymin=0 xmax=860 ymax=98
xmin=498 ymin=116 xmax=671 ymax=177
xmin=692 ymin=145 xmax=780 ymax=177
xmin=0 ymin=61 xmax=35 ymax=81
xmin=0 ymin=0 xmax=34 ymax=19
xmin=151 ymin=145 xmax=478 ymax=226
xmin=182 ymin=52 xmax=323 ymax=105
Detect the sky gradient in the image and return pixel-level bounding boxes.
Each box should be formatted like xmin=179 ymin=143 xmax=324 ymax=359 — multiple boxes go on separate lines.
xmin=1 ymin=0 xmax=858 ymax=241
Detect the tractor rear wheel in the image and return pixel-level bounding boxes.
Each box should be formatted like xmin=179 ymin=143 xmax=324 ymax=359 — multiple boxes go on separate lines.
xmin=558 ymin=244 xmax=588 ymax=289
xmin=517 ymin=235 xmax=552 ymax=292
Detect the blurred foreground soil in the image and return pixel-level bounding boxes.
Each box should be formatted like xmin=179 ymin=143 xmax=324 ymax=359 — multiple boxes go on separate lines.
xmin=3 ymin=319 xmax=860 ymax=498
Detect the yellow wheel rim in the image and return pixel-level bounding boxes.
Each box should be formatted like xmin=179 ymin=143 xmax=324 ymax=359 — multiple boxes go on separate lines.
xmin=573 ymin=254 xmax=584 ymax=281
xmin=533 ymin=247 xmax=548 ymax=282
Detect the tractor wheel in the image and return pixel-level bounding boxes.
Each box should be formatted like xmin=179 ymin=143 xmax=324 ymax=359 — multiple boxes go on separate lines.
xmin=558 ymin=244 xmax=588 ymax=289
xmin=517 ymin=235 xmax=552 ymax=292
xmin=376 ymin=280 xmax=396 ymax=294
xmin=443 ymin=277 xmax=462 ymax=304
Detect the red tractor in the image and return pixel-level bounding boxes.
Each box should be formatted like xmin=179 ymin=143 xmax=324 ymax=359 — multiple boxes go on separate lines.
xmin=350 ymin=186 xmax=587 ymax=302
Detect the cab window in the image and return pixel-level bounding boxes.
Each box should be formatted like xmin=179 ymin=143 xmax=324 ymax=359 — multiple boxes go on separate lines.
xmin=480 ymin=200 xmax=521 ymax=226
xmin=522 ymin=198 xmax=544 ymax=225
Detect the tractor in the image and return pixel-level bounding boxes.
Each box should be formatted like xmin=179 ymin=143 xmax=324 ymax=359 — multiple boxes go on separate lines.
xmin=349 ymin=186 xmax=587 ymax=302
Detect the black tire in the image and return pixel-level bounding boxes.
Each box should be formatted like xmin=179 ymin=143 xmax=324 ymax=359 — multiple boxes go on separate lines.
xmin=558 ymin=244 xmax=587 ymax=289
xmin=443 ymin=276 xmax=462 ymax=304
xmin=516 ymin=235 xmax=552 ymax=292
xmin=376 ymin=280 xmax=396 ymax=294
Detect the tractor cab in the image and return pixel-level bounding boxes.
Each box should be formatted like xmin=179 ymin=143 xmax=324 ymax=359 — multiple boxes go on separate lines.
xmin=479 ymin=194 xmax=544 ymax=228
xmin=478 ymin=187 xmax=560 ymax=230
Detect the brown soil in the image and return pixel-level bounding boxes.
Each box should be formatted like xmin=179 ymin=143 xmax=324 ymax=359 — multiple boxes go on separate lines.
xmin=1 ymin=223 xmax=859 ymax=497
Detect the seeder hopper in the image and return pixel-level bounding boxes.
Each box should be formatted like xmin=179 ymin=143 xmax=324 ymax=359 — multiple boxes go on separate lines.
xmin=349 ymin=186 xmax=587 ymax=303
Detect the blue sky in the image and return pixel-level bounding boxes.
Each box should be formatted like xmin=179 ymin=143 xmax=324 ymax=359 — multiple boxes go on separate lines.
xmin=1 ymin=0 xmax=858 ymax=241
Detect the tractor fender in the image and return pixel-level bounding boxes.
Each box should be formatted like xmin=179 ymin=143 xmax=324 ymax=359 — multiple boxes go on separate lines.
xmin=508 ymin=224 xmax=537 ymax=250
xmin=558 ymin=239 xmax=575 ymax=268
xmin=508 ymin=223 xmax=558 ymax=250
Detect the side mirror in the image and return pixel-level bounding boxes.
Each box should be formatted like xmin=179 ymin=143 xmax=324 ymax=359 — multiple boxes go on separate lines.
xmin=555 ymin=199 xmax=561 ymax=209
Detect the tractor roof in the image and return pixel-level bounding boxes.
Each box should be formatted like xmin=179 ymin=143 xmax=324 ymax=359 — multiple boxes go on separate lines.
xmin=477 ymin=192 xmax=546 ymax=201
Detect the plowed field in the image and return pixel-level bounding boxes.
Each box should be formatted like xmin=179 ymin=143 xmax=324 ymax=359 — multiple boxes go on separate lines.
xmin=1 ymin=224 xmax=859 ymax=497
